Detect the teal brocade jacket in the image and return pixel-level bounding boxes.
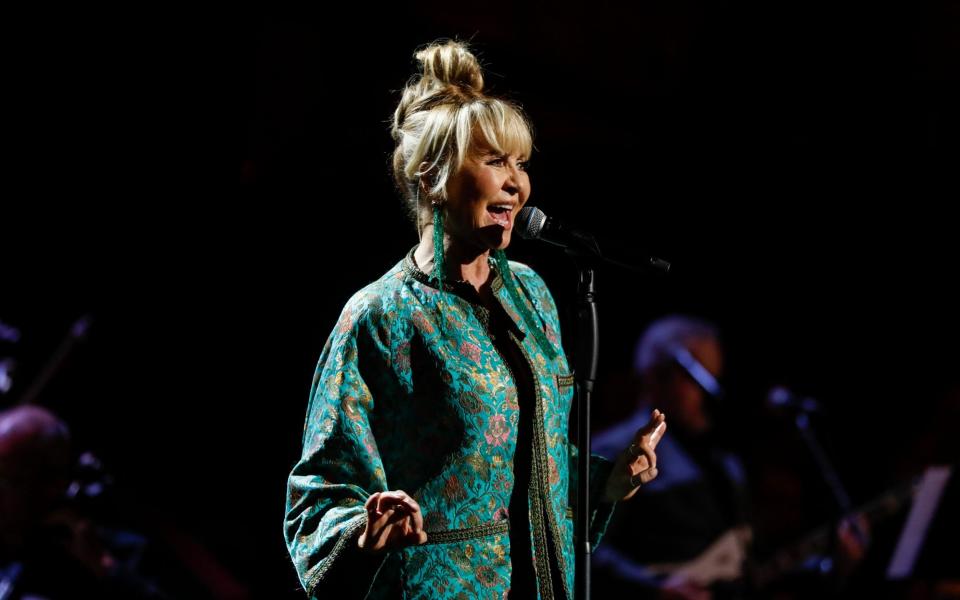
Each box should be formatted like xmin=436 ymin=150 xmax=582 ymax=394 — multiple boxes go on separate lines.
xmin=285 ymin=250 xmax=615 ymax=599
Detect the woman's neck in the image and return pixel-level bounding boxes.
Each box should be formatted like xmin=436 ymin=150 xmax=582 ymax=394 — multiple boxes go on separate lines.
xmin=415 ymin=224 xmax=491 ymax=292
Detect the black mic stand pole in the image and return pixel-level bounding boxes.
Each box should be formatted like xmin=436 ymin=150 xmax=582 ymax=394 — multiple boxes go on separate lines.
xmin=563 ymin=237 xmax=669 ymax=600
xmin=573 ymin=254 xmax=599 ymax=600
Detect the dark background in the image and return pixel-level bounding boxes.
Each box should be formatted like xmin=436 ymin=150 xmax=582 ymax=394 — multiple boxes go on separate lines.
xmin=4 ymin=2 xmax=958 ymax=597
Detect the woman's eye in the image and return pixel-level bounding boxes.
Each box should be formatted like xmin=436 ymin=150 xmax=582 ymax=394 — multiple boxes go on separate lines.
xmin=517 ymin=160 xmax=529 ymax=171
xmin=486 ymin=157 xmax=506 ymax=166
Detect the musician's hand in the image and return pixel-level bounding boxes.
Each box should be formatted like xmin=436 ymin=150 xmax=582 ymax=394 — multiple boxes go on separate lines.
xmin=357 ymin=490 xmax=428 ymax=554
xmin=660 ymin=577 xmax=712 ymax=600
xmin=835 ymin=513 xmax=869 ymax=576
xmin=44 ymin=507 xmax=117 ymax=578
xmin=604 ymin=409 xmax=667 ymax=502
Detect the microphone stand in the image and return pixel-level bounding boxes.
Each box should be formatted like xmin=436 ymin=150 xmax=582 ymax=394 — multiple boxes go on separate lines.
xmin=567 ymin=237 xmax=668 ymax=600
xmin=573 ymin=253 xmax=599 ymax=600
xmin=794 ymin=411 xmax=853 ymax=513
xmin=792 ymin=409 xmax=875 ymax=579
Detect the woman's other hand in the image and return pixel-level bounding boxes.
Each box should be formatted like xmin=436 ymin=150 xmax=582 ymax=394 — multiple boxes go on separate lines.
xmin=357 ymin=490 xmax=429 ymax=554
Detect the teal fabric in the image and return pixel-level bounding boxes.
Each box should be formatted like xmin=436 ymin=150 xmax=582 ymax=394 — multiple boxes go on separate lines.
xmin=285 ymin=248 xmax=615 ymax=599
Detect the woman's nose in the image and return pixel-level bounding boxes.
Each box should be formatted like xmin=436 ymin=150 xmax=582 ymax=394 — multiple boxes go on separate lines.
xmin=503 ymin=163 xmax=523 ymax=195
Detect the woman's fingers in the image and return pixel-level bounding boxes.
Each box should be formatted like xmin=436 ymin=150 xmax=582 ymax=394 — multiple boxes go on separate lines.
xmin=377 ymin=513 xmax=427 ymax=549
xmin=637 ymin=410 xmax=667 ymax=448
xmin=605 ymin=411 xmax=667 ymax=502
xmin=634 ymin=466 xmax=659 ymax=486
xmin=623 ymin=410 xmax=667 ymax=486
xmin=649 ymin=412 xmax=667 ymax=448
xmin=406 ymin=529 xmax=428 ymax=546
xmin=367 ymin=505 xmax=399 ymax=534
xmin=627 ymin=438 xmax=656 ymax=472
xmin=361 ymin=490 xmax=427 ymax=552
xmin=366 ymin=509 xmax=406 ymax=549
xmin=406 ymin=496 xmax=424 ymax=533
xmin=628 ymin=410 xmax=667 ymax=469
xmin=630 ymin=454 xmax=650 ymax=472
xmin=635 ymin=409 xmax=662 ymax=437
xmin=370 ymin=491 xmax=420 ymax=525
xmin=632 ymin=410 xmax=666 ymax=449
xmin=374 ymin=490 xmax=418 ymax=516
xmin=381 ymin=491 xmax=423 ymax=533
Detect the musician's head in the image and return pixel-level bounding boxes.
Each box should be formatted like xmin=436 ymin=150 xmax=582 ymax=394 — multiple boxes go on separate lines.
xmin=391 ymin=39 xmax=533 ymax=252
xmin=634 ymin=315 xmax=723 ymax=435
xmin=0 ymin=405 xmax=72 ymax=551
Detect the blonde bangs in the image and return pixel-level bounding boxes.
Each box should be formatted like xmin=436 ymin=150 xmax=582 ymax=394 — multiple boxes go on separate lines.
xmin=400 ymin=98 xmax=534 ymax=205
xmin=470 ymin=100 xmax=533 ymax=159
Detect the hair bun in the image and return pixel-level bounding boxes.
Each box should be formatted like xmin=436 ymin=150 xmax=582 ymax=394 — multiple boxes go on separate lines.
xmin=415 ymin=40 xmax=484 ymax=93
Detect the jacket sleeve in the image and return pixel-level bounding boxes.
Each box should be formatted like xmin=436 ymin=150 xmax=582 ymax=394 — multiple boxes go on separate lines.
xmin=569 ymin=444 xmax=617 ymax=546
xmin=284 ymin=295 xmax=393 ymax=598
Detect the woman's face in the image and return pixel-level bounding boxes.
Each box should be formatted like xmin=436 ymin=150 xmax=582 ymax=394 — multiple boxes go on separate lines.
xmin=442 ymin=140 xmax=530 ymax=253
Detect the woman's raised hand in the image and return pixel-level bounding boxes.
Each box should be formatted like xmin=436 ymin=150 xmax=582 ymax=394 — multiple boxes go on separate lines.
xmin=604 ymin=409 xmax=667 ymax=502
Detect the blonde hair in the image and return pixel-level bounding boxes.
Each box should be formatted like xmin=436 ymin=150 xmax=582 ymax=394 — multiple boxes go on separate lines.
xmin=391 ymin=40 xmax=534 ymax=230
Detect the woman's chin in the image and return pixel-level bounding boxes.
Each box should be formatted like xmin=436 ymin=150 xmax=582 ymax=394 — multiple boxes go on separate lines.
xmin=478 ymin=226 xmax=512 ymax=251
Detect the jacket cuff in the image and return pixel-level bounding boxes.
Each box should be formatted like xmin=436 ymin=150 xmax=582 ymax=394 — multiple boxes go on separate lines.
xmin=307 ymin=517 xmax=389 ymax=599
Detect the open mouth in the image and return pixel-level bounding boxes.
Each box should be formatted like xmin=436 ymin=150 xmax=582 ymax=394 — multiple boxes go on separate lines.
xmin=487 ymin=204 xmax=513 ymax=228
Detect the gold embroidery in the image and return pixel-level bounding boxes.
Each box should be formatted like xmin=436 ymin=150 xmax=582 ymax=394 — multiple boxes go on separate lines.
xmin=422 ymin=521 xmax=510 ymax=545
xmin=306 ymin=515 xmax=367 ymax=596
xmin=509 ymin=331 xmax=571 ymax=600
xmin=514 ymin=334 xmax=573 ymax=600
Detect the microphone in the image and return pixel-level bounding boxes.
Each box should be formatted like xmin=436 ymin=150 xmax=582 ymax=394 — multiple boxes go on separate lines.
xmin=516 ymin=206 xmax=671 ymax=272
xmin=767 ymin=386 xmax=822 ymax=413
xmin=515 ymin=206 xmax=600 ymax=254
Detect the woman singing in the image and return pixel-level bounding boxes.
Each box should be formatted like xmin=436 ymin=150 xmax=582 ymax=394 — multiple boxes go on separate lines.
xmin=284 ymin=39 xmax=666 ymax=599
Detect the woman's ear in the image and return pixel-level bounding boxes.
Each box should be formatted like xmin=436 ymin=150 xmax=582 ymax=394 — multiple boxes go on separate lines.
xmin=417 ymin=161 xmax=436 ymax=193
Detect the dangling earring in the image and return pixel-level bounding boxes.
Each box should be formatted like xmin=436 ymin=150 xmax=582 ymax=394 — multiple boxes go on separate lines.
xmin=432 ymin=201 xmax=446 ymax=283
xmin=414 ymin=181 xmax=424 ymax=242
xmin=493 ymin=249 xmax=558 ymax=360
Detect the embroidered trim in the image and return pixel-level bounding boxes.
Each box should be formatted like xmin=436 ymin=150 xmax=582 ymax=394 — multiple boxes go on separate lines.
xmin=491 ymin=272 xmax=504 ymax=292
xmin=530 ymin=466 xmax=554 ymax=600
xmin=556 ymin=373 xmax=575 ymax=387
xmin=401 ymin=246 xmax=504 ymax=296
xmin=511 ymin=331 xmax=569 ymax=600
xmin=306 ymin=515 xmax=368 ymax=596
xmin=422 ymin=521 xmax=510 ymax=545
xmin=493 ymin=250 xmax=558 ymax=360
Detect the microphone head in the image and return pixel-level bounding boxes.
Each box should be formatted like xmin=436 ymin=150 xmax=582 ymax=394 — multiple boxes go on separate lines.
xmin=516 ymin=206 xmax=547 ymax=240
